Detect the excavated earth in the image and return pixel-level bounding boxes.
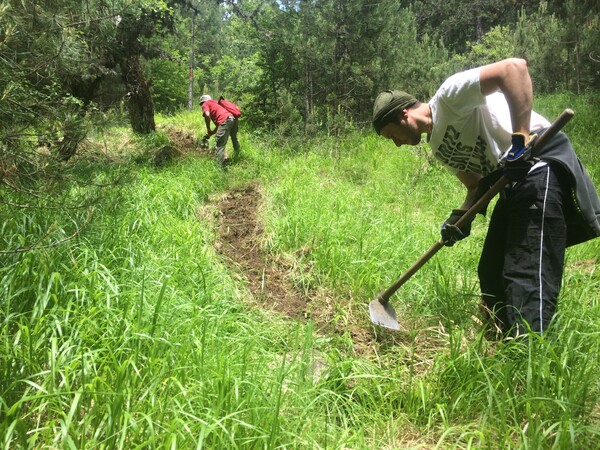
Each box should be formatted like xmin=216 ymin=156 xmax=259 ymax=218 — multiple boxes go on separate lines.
xmin=215 ymin=184 xmax=309 ymax=321
xmin=210 ymin=183 xmax=415 ymax=355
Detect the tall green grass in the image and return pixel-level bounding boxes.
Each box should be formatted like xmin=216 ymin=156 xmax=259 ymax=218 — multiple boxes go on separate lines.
xmin=252 ymin=98 xmax=600 ymax=447
xmin=1 ymin=99 xmax=598 ymax=448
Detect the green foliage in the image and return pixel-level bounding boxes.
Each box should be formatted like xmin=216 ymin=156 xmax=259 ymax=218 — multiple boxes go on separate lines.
xmin=446 ymin=26 xmax=516 ymax=71
xmin=146 ymin=58 xmax=189 ymax=113
xmin=2 ymin=0 xmax=600 ymax=148
xmin=412 ymin=0 xmax=517 ymax=54
xmin=208 ymin=53 xmax=262 ymax=104
xmin=516 ymin=0 xmax=600 ymax=93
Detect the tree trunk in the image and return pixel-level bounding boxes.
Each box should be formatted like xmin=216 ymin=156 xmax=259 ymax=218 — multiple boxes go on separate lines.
xmin=304 ymin=60 xmax=312 ymax=130
xmin=188 ymin=12 xmax=195 ymax=111
xmin=122 ymin=55 xmax=155 ymax=134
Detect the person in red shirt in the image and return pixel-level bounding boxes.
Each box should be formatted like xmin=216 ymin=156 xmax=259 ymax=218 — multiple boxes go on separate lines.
xmin=199 ymin=94 xmax=241 ymax=166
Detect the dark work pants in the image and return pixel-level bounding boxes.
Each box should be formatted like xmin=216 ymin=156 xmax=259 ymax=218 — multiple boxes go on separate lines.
xmin=215 ymin=116 xmax=240 ymax=164
xmin=478 ymin=163 xmax=569 ymax=335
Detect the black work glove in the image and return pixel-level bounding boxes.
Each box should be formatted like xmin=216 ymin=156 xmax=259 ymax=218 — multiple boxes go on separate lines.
xmin=199 ymin=136 xmax=209 ymax=149
xmin=503 ymin=132 xmax=538 ymax=182
xmin=440 ymin=209 xmax=472 ymax=247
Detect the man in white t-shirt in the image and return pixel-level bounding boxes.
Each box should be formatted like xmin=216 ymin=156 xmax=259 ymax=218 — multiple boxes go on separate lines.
xmin=373 ymin=58 xmax=600 ymax=338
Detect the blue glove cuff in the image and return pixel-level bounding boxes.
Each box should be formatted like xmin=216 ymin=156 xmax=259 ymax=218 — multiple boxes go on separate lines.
xmin=507 ymin=133 xmax=527 ymax=162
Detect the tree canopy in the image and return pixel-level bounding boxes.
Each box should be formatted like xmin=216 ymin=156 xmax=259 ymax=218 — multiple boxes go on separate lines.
xmin=1 ymin=0 xmax=599 ymax=159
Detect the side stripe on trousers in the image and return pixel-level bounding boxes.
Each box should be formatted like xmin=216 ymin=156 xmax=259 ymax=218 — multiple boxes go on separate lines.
xmin=537 ymin=165 xmax=551 ymax=333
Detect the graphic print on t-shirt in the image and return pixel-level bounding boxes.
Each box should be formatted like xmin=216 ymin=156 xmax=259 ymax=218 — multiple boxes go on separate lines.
xmin=435 ymin=125 xmax=496 ymax=175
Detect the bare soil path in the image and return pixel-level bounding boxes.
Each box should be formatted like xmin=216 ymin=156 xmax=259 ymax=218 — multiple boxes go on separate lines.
xmin=164 ymin=126 xmax=411 ymax=355
xmin=215 ymin=184 xmax=310 ymax=322
xmin=210 ymin=183 xmax=407 ymax=355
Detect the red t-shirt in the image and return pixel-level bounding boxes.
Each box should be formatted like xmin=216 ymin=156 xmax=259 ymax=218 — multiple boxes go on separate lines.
xmin=202 ymin=100 xmax=231 ymax=125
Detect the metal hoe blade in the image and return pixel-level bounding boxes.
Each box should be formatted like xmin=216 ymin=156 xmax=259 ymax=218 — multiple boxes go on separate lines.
xmin=369 ymin=296 xmax=400 ymax=331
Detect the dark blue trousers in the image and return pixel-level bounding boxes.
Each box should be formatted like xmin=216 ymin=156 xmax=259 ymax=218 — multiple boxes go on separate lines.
xmin=478 ymin=163 xmax=569 ymax=335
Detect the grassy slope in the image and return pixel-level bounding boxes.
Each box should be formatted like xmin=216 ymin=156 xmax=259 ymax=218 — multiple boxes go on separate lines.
xmin=1 ymin=96 xmax=598 ymax=448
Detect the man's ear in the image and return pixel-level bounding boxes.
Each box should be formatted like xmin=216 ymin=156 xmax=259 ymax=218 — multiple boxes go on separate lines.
xmin=397 ymin=109 xmax=408 ymax=122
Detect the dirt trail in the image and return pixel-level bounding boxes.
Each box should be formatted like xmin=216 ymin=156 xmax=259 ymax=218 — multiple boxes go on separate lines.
xmin=215 ymin=184 xmax=310 ymax=321
xmin=155 ymin=127 xmax=316 ymax=321
xmin=165 ymin=126 xmax=407 ymax=354
xmin=209 ymin=185 xmax=410 ymax=354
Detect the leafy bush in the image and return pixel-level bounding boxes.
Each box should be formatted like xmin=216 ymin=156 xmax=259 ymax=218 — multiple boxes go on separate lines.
xmin=146 ymin=59 xmax=189 ymax=113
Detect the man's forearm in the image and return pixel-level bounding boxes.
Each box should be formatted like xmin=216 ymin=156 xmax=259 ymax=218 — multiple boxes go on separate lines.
xmin=456 ymin=171 xmax=484 ymax=210
xmin=480 ymin=58 xmax=533 ymax=139
xmin=499 ymin=60 xmax=532 ymax=138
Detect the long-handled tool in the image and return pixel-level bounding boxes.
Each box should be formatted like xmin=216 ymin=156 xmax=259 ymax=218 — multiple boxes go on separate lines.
xmin=369 ymin=109 xmax=575 ymax=330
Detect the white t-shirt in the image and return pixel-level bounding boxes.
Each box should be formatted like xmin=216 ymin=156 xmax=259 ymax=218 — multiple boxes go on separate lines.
xmin=428 ymin=67 xmax=550 ymax=176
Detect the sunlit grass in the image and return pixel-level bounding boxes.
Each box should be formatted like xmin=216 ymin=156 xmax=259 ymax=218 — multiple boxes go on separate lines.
xmin=1 ymin=101 xmax=599 ymax=448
